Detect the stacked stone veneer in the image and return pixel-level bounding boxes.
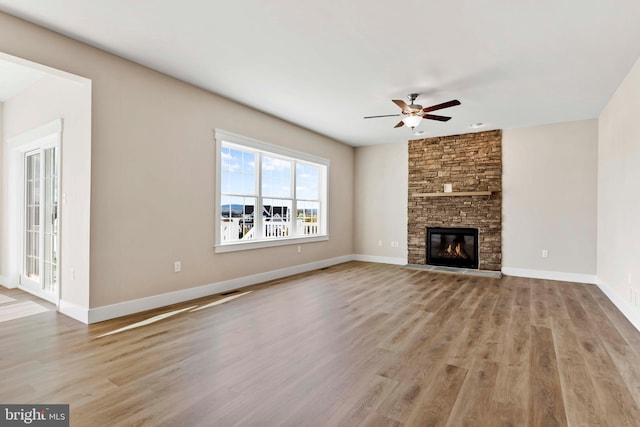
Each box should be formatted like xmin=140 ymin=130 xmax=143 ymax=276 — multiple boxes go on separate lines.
xmin=408 ymin=130 xmax=502 ymax=271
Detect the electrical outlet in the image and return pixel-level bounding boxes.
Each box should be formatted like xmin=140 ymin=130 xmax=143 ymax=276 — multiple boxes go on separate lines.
xmin=378 ymin=240 xmax=382 ymax=246
xmin=70 ymin=268 xmax=75 ymax=280
xmin=297 ymin=245 xmax=302 ymax=254
xmin=542 ymin=249 xmax=548 ymax=258
xmin=174 ymin=261 xmax=181 ymax=273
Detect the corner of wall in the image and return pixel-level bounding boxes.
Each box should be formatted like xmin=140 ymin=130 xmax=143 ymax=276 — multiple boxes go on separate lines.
xmin=58 ymin=299 xmax=89 ymax=324
xmin=596 ymin=278 xmax=640 ymax=333
xmin=596 ymin=52 xmax=640 ymax=332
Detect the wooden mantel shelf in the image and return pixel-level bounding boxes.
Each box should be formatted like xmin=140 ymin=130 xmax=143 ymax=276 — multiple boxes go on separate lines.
xmin=412 ymin=191 xmax=493 ymax=198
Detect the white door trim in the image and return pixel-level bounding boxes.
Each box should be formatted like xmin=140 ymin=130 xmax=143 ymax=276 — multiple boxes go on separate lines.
xmin=7 ymin=119 xmax=63 ymax=306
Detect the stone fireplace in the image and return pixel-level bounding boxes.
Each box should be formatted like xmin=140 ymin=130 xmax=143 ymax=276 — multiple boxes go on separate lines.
xmin=408 ymin=130 xmax=502 ymax=271
xmin=427 ymin=227 xmax=479 ymax=269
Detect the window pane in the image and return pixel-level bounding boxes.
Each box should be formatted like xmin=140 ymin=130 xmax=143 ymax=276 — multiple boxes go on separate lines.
xmin=297 ymin=201 xmax=320 ymax=236
xmin=263 ymin=198 xmax=291 ymax=238
xmin=217 ymin=133 xmax=328 ymax=247
xmin=220 ymin=196 xmax=256 ymax=241
xmin=242 ymin=173 xmax=254 ymax=195
xmin=262 ymin=156 xmax=291 ymax=198
xmin=221 ymin=146 xmax=255 ymax=195
xmin=243 ymin=151 xmax=255 ymax=174
xmin=296 ymin=163 xmax=319 ymax=200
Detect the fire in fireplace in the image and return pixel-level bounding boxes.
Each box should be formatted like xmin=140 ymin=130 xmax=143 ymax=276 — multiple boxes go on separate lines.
xmin=427 ymin=227 xmax=479 ymax=269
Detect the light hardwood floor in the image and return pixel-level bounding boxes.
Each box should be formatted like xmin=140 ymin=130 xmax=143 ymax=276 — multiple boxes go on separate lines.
xmin=2 ymin=261 xmax=640 ymax=426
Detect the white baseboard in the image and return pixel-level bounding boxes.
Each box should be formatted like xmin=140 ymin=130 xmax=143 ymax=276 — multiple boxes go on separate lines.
xmin=501 ymin=267 xmax=597 ymax=284
xmin=35 ymin=256 xmax=640 ymax=337
xmin=59 ymin=299 xmax=89 ymax=324
xmin=0 ymin=274 xmax=18 ymax=288
xmin=595 ymin=279 xmax=640 ymax=333
xmin=87 ymin=255 xmax=353 ymax=324
xmin=352 ymin=254 xmax=407 ymax=266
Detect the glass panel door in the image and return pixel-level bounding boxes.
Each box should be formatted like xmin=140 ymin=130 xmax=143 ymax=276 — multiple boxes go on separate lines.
xmin=24 ymin=151 xmax=40 ymax=281
xmin=43 ymin=147 xmax=58 ymax=293
xmin=21 ymin=147 xmax=59 ymax=302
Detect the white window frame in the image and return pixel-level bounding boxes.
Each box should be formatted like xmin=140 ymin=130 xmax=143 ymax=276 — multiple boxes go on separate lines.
xmin=214 ymin=130 xmax=329 ymax=253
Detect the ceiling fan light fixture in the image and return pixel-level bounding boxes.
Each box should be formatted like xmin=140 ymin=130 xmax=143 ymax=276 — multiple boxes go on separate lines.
xmin=364 ymin=94 xmax=460 ymax=130
xmin=403 ymin=114 xmax=422 ymax=129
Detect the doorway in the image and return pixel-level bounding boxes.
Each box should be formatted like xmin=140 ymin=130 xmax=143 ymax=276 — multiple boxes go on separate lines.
xmin=20 ymin=143 xmax=60 ymax=304
xmin=5 ymin=119 xmax=63 ymax=306
xmin=0 ymin=51 xmax=92 ymax=322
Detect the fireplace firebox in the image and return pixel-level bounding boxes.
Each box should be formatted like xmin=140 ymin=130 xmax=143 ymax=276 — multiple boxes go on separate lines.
xmin=427 ymin=227 xmax=479 ymax=269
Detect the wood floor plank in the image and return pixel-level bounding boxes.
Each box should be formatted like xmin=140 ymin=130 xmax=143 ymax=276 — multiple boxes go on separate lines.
xmin=445 ymin=360 xmax=499 ymax=427
xmin=551 ymin=317 xmax=605 ymax=426
xmin=529 ymin=325 xmax=568 ymax=426
xmin=530 ymin=278 xmax=551 ymax=328
xmin=491 ymin=364 xmax=530 ymax=425
xmin=478 ymin=280 xmax=516 ymax=363
xmin=379 ymin=373 xmax=431 ymax=424
xmin=559 ymin=283 xmax=640 ymax=426
xmin=275 ymin=348 xmax=395 ymax=426
xmin=324 ymin=375 xmax=399 ymax=426
xmin=404 ymin=363 xmax=468 ymax=426
xmin=499 ymin=278 xmax=531 ymax=367
xmin=377 ymin=309 xmax=434 ymax=351
xmin=377 ymin=282 xmax=478 ymax=381
xmin=573 ymin=285 xmax=640 ymax=408
xmin=2 ymin=263 xmax=640 ymax=426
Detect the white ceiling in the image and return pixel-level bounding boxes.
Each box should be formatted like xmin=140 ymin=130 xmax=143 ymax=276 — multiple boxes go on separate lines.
xmin=1 ymin=1 xmax=640 ymax=146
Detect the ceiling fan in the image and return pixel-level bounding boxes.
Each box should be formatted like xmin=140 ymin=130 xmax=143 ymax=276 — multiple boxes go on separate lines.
xmin=364 ymin=93 xmax=461 ymax=129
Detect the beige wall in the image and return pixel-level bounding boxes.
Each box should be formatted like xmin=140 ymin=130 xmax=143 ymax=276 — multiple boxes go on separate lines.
xmin=0 ymin=12 xmax=354 ymax=309
xmin=502 ymin=120 xmax=597 ymax=275
xmin=598 ymin=55 xmax=640 ymax=306
xmin=353 ymin=123 xmax=598 ymax=275
xmin=354 ymin=142 xmax=407 ymax=262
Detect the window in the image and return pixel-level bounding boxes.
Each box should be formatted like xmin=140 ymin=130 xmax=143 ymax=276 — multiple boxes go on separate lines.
xmin=215 ymin=130 xmax=328 ymax=252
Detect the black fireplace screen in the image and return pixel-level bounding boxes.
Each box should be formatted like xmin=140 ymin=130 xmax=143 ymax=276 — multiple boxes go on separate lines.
xmin=427 ymin=227 xmax=479 ymax=269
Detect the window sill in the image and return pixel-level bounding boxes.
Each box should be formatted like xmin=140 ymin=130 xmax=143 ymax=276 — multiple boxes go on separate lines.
xmin=214 ymin=235 xmax=329 ymax=253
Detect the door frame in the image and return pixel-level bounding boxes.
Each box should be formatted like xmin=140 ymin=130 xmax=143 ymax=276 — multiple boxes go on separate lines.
xmin=7 ymin=119 xmax=63 ymax=306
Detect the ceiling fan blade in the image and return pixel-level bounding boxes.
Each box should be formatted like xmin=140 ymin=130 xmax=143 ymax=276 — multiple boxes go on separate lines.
xmin=392 ymin=99 xmax=409 ymax=110
xmin=394 ymin=121 xmax=405 ymax=128
xmin=423 ymin=99 xmax=461 ymax=113
xmin=424 ymin=114 xmax=452 ymax=122
xmin=363 ymin=114 xmax=402 ymax=119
